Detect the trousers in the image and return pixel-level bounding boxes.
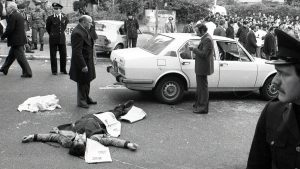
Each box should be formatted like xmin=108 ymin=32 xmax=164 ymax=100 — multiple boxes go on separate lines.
xmin=194 ymin=75 xmax=209 ymax=113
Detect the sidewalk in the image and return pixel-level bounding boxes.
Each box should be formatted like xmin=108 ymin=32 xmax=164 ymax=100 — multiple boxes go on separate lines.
xmin=0 ymin=42 xmax=110 ymax=62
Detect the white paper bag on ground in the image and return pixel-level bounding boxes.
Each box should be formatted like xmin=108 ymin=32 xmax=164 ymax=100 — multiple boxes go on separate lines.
xmin=120 ymin=106 xmax=147 ymax=123
xmin=85 ymin=138 xmax=112 ymax=163
xmin=94 ymin=112 xmax=121 ymax=137
xmin=18 ymin=94 xmax=61 ymax=113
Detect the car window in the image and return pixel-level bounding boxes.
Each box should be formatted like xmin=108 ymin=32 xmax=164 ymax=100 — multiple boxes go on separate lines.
xmin=217 ymin=41 xmax=251 ymax=62
xmin=178 ymin=40 xmax=198 ymax=60
xmin=119 ymin=25 xmax=125 ymax=35
xmin=95 ymin=23 xmax=107 ymax=31
xmin=141 ymin=35 xmax=174 ymax=55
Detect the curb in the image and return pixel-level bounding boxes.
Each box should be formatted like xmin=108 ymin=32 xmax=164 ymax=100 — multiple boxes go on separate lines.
xmin=0 ymin=55 xmax=111 ymax=62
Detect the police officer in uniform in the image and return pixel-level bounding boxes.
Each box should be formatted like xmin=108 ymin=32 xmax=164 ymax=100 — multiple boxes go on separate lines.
xmin=247 ymin=29 xmax=300 ymax=169
xmin=46 ymin=3 xmax=69 ymax=75
xmin=30 ymin=0 xmax=46 ymax=51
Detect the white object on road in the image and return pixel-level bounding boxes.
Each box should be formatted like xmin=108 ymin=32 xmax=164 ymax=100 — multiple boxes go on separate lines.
xmin=120 ymin=106 xmax=147 ymax=123
xmin=85 ymin=138 xmax=112 ymax=163
xmin=94 ymin=112 xmax=121 ymax=137
xmin=17 ymin=94 xmax=61 ymax=113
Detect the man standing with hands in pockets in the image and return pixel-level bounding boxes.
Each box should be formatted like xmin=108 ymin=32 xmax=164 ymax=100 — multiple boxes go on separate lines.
xmin=189 ymin=24 xmax=214 ymax=114
xmin=69 ymin=15 xmax=97 ymax=109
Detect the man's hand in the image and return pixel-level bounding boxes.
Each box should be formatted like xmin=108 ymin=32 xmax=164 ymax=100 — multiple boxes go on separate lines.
xmin=82 ymin=66 xmax=88 ymax=73
xmin=22 ymin=135 xmax=34 ymax=143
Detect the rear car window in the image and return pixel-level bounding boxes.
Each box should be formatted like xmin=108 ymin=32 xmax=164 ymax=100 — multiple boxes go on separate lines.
xmin=141 ymin=35 xmax=174 ymax=55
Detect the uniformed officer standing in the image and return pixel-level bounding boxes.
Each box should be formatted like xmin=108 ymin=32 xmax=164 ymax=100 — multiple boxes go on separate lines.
xmin=46 ymin=3 xmax=69 ymax=75
xmin=247 ymin=29 xmax=300 ymax=169
xmin=30 ymin=1 xmax=46 ymax=51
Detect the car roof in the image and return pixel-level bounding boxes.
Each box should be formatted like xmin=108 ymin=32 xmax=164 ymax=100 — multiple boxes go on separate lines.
xmin=94 ymin=20 xmax=124 ymax=26
xmin=160 ymin=33 xmax=236 ymax=42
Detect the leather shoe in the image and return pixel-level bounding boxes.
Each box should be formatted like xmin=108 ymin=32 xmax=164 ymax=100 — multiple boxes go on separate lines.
xmin=78 ymin=104 xmax=89 ymax=108
xmin=87 ymin=99 xmax=97 ymax=105
xmin=52 ymin=72 xmax=57 ymax=75
xmin=0 ymin=68 xmax=7 ymax=75
xmin=21 ymin=74 xmax=32 ymax=78
xmin=61 ymin=71 xmax=68 ymax=74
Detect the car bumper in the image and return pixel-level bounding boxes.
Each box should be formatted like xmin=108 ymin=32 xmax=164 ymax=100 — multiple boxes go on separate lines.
xmin=106 ymin=66 xmax=154 ymax=85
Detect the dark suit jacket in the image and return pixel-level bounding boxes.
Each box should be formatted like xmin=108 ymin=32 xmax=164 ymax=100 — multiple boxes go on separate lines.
xmin=124 ymin=18 xmax=139 ymax=38
xmin=69 ymin=24 xmax=96 ymax=84
xmin=213 ymin=26 xmax=226 ymax=37
xmin=263 ymin=32 xmax=276 ymax=56
xmin=182 ymin=24 xmax=194 ymax=33
xmin=1 ymin=10 xmax=26 ymax=47
xmin=247 ymin=99 xmax=300 ymax=169
xmin=226 ymin=25 xmax=235 ymax=39
xmin=246 ymin=30 xmax=257 ymax=54
xmin=193 ymin=33 xmax=214 ymax=75
xmin=46 ymin=13 xmax=69 ymax=44
xmin=236 ymin=26 xmax=249 ymax=44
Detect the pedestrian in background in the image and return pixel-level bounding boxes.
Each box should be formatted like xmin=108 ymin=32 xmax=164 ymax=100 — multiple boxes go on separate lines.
xmin=182 ymin=19 xmax=194 ymax=33
xmin=247 ymin=28 xmax=300 ymax=169
xmin=165 ymin=16 xmax=176 ymax=33
xmin=246 ymin=25 xmax=258 ymax=57
xmin=189 ymin=24 xmax=214 ymax=114
xmin=69 ymin=15 xmax=96 ymax=109
xmin=226 ymin=20 xmax=235 ymax=39
xmin=263 ymin=26 xmax=276 ymax=60
xmin=29 ymin=0 xmax=46 ymax=51
xmin=46 ymin=2 xmax=69 ymax=75
xmin=213 ymin=19 xmax=226 ymax=37
xmin=0 ymin=2 xmax=32 ymax=77
xmin=124 ymin=12 xmax=139 ymax=48
xmin=236 ymin=20 xmax=249 ymax=48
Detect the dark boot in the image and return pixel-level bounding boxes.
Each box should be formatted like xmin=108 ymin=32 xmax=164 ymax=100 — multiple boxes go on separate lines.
xmin=40 ymin=44 xmax=44 ymax=51
xmin=33 ymin=43 xmax=37 ymax=50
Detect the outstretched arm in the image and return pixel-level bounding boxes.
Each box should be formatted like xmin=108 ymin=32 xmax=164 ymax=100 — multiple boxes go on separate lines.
xmin=90 ymin=134 xmax=138 ymax=151
xmin=22 ymin=133 xmax=73 ymax=148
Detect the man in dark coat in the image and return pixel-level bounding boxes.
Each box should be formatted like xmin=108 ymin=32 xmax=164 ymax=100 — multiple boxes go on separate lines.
xmin=226 ymin=20 xmax=235 ymax=39
xmin=236 ymin=21 xmax=249 ymax=48
xmin=124 ymin=12 xmax=139 ymax=48
xmin=46 ymin=3 xmax=69 ymax=75
xmin=69 ymin=15 xmax=96 ymax=109
xmin=213 ymin=19 xmax=226 ymax=37
xmin=247 ymin=29 xmax=300 ymax=169
xmin=182 ymin=19 xmax=194 ymax=33
xmin=0 ymin=2 xmax=32 ymax=77
xmin=189 ymin=24 xmax=214 ymax=114
xmin=263 ymin=26 xmax=276 ymax=60
xmin=246 ymin=25 xmax=258 ymax=57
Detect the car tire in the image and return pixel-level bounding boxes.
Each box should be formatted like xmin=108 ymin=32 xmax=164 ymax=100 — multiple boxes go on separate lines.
xmin=260 ymin=76 xmax=278 ymax=100
xmin=154 ymin=77 xmax=185 ymax=104
xmin=114 ymin=44 xmax=124 ymax=50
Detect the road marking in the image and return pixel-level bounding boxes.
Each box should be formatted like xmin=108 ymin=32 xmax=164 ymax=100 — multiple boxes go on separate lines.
xmin=99 ymin=84 xmax=127 ymax=90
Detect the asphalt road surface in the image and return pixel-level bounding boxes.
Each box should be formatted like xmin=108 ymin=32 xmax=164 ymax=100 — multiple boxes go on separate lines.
xmin=0 ymin=60 xmax=267 ymax=169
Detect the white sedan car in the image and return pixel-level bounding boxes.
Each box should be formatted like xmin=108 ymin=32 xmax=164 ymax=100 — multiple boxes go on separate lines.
xmin=94 ymin=20 xmax=153 ymax=54
xmin=107 ymin=33 xmax=278 ymax=104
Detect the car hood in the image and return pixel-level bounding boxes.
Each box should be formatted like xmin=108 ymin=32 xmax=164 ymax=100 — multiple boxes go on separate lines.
xmin=253 ymin=57 xmax=269 ymax=64
xmin=111 ymin=48 xmax=154 ymax=62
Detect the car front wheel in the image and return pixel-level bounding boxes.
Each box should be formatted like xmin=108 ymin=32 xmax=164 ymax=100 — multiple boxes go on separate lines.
xmin=114 ymin=44 xmax=124 ymax=50
xmin=154 ymin=77 xmax=184 ymax=104
xmin=260 ymin=76 xmax=278 ymax=100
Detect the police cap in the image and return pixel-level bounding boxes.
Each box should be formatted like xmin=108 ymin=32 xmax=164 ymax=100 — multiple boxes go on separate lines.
xmin=52 ymin=2 xmax=63 ymax=9
xmin=267 ymin=29 xmax=300 ymax=65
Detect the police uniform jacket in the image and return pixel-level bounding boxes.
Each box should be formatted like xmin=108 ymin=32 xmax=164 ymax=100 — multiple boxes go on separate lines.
xmin=69 ymin=24 xmax=96 ymax=84
xmin=46 ymin=13 xmax=68 ymax=44
xmin=247 ymin=99 xmax=300 ymax=169
xmin=1 ymin=10 xmax=26 ymax=47
xmin=192 ymin=33 xmax=214 ymax=75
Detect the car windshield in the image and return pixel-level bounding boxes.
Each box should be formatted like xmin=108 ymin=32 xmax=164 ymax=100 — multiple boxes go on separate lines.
xmin=141 ymin=34 xmax=174 ymax=55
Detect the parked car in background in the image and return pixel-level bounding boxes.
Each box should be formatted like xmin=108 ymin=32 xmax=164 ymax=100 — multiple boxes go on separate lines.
xmin=93 ymin=20 xmax=153 ymax=54
xmin=107 ymin=33 xmax=278 ymax=104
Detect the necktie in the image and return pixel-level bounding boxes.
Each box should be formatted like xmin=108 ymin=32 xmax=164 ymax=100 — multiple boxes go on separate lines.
xmin=170 ymin=22 xmax=174 ymax=33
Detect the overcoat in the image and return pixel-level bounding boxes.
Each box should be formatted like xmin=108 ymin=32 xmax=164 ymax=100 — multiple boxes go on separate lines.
xmin=124 ymin=18 xmax=139 ymax=38
xmin=46 ymin=13 xmax=68 ymax=44
xmin=247 ymin=99 xmax=300 ymax=169
xmin=263 ymin=32 xmax=276 ymax=56
xmin=1 ymin=10 xmax=26 ymax=47
xmin=69 ymin=24 xmax=96 ymax=84
xmin=246 ymin=30 xmax=258 ymax=54
xmin=193 ymin=33 xmax=214 ymax=75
